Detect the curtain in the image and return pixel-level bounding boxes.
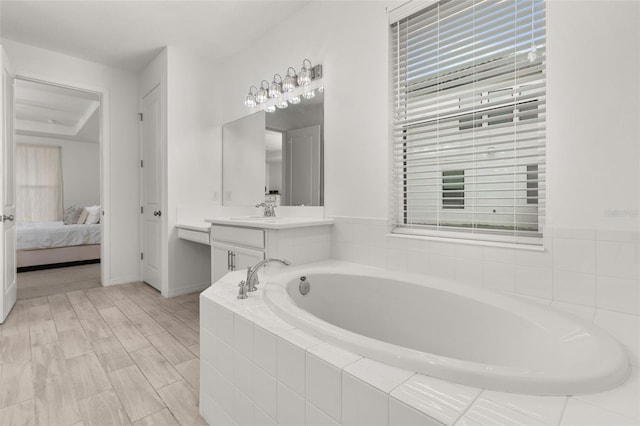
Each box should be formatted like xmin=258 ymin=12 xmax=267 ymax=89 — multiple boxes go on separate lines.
xmin=16 ymin=144 xmax=63 ymax=222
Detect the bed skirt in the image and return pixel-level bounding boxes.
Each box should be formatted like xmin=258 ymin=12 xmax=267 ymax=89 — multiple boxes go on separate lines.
xmin=17 ymin=244 xmax=101 ymax=269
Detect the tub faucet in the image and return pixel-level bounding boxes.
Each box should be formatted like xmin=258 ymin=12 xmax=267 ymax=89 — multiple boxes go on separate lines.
xmin=246 ymin=258 xmax=291 ymax=292
xmin=255 ymin=202 xmax=276 ymax=217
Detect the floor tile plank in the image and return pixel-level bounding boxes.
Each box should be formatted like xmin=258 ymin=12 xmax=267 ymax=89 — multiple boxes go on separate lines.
xmin=0 ymin=399 xmax=36 ymax=426
xmin=0 ymin=331 xmax=31 ymax=364
xmin=91 ymin=336 xmax=134 ymax=373
xmin=0 ymin=360 xmax=34 ymax=409
xmin=53 ymin=309 xmax=82 ymax=333
xmin=162 ymin=320 xmax=199 ymax=347
xmin=34 ymin=373 xmax=82 ymax=426
xmin=111 ymin=323 xmax=150 ymax=353
xmin=59 ymin=328 xmax=93 ymax=359
xmin=78 ymin=390 xmax=131 ymax=426
xmin=132 ymin=408 xmax=179 ymax=426
xmin=175 ymin=358 xmax=200 ymax=393
xmin=31 ymin=342 xmax=66 ymax=381
xmin=66 ymin=352 xmax=111 ymax=400
xmin=29 ymin=320 xmax=58 ymax=347
xmin=157 ymin=380 xmax=205 ymax=426
xmin=107 ymin=365 xmax=164 ymax=422
xmin=130 ymin=346 xmax=182 ymax=390
xmin=147 ymin=332 xmax=195 ymax=366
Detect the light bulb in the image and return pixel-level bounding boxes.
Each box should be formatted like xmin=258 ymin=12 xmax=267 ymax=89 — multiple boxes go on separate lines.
xmin=302 ymin=89 xmax=315 ymax=100
xmin=283 ymin=67 xmax=297 ymax=92
xmin=265 ymin=105 xmax=276 ymax=113
xmin=269 ymin=74 xmax=282 ymax=98
xmin=298 ymin=59 xmax=312 ymax=86
xmin=277 ymin=100 xmax=288 ymax=109
xmin=289 ymin=96 xmax=301 ymax=104
xmin=245 ymin=94 xmax=256 ymax=107
xmin=256 ymin=87 xmax=267 ymax=104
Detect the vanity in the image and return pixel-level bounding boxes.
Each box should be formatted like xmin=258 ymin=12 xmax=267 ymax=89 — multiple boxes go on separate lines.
xmin=207 ymin=216 xmax=333 ymax=282
xmin=177 ymin=88 xmax=331 ymax=284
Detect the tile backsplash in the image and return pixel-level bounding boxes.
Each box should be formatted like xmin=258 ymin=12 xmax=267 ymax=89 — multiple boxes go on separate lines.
xmin=330 ymin=217 xmax=640 ymax=317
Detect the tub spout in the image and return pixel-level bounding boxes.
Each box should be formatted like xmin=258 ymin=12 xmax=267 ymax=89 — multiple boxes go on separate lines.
xmin=247 ymin=258 xmax=291 ymax=292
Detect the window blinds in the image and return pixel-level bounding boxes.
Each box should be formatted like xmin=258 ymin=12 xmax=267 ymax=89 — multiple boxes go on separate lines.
xmin=391 ymin=0 xmax=546 ymax=245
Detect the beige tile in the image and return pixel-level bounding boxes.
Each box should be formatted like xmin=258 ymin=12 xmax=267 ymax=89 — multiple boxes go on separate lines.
xmin=107 ymin=365 xmax=164 ymax=422
xmin=59 ymin=328 xmax=93 ymax=359
xmin=53 ymin=309 xmax=82 ymax=333
xmin=139 ymin=305 xmax=176 ymax=324
xmin=111 ymin=323 xmax=150 ymax=353
xmin=66 ymin=290 xmax=91 ymax=306
xmin=0 ymin=399 xmax=36 ymax=426
xmin=172 ymin=309 xmax=199 ymax=332
xmin=31 ymin=342 xmax=66 ymax=381
xmin=34 ymin=373 xmax=81 ymax=426
xmin=99 ymin=307 xmax=130 ymax=329
xmin=66 ymin=352 xmax=112 ymax=400
xmin=157 ymin=380 xmax=205 ymax=426
xmin=113 ymin=299 xmax=143 ymax=317
xmin=84 ymin=288 xmax=114 ymax=311
xmin=130 ymin=346 xmax=181 ymax=390
xmin=80 ymin=318 xmax=114 ymax=341
xmin=0 ymin=331 xmax=31 ymax=364
xmin=175 ymin=358 xmax=199 ymax=393
xmin=127 ymin=312 xmax=163 ymax=337
xmin=146 ymin=332 xmax=195 ymax=366
xmin=91 ymin=336 xmax=134 ymax=373
xmin=72 ymin=302 xmax=101 ymax=321
xmin=102 ymin=287 xmax=128 ymax=303
xmin=162 ymin=320 xmax=199 ymax=347
xmin=23 ymin=297 xmax=49 ymax=308
xmin=188 ymin=343 xmax=200 ymax=357
xmin=78 ymin=390 xmax=131 ymax=426
xmin=29 ymin=320 xmax=58 ymax=347
xmin=47 ymin=294 xmax=73 ymax=314
xmin=0 ymin=305 xmax=30 ymax=336
xmin=0 ymin=360 xmax=34 ymax=408
xmin=27 ymin=305 xmax=53 ymax=326
xmin=132 ymin=408 xmax=178 ymax=426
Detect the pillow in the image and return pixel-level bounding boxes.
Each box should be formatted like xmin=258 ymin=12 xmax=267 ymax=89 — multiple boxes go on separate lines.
xmin=85 ymin=205 xmax=101 ymax=224
xmin=63 ymin=206 xmax=83 ymax=225
xmin=77 ymin=209 xmax=89 ymax=224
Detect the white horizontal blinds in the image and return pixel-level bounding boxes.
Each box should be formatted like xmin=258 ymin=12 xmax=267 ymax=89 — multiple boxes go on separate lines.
xmin=391 ymin=0 xmax=546 ymax=244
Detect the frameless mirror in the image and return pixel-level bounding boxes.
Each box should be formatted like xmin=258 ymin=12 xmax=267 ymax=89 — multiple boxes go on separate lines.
xmin=222 ymin=92 xmax=323 ymax=206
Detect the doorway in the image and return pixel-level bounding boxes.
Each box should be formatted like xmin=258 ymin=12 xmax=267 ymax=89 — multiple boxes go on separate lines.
xmin=13 ymin=77 xmax=106 ymax=299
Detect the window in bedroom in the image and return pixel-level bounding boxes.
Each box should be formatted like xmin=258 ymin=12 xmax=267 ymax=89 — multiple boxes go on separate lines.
xmin=16 ymin=144 xmax=63 ymax=222
xmin=390 ymin=0 xmax=546 ymax=246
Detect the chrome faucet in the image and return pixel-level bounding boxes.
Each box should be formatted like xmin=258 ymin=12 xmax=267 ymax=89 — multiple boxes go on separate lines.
xmin=246 ymin=258 xmax=291 ymax=292
xmin=255 ymin=202 xmax=276 ymax=217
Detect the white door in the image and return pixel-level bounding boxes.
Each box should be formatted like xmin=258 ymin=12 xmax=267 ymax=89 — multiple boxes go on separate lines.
xmin=284 ymin=125 xmax=321 ymax=206
xmin=141 ymin=85 xmax=162 ymax=290
xmin=0 ymin=47 xmax=16 ymax=323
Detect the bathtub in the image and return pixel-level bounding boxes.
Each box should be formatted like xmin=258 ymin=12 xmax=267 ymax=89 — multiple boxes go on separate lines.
xmin=262 ymin=262 xmax=630 ymax=395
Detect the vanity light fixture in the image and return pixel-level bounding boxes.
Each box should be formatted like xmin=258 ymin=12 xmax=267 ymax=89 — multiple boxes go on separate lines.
xmin=244 ymin=86 xmax=258 ymax=107
xmin=298 ymin=59 xmax=313 ymax=86
xmin=256 ymin=80 xmax=270 ymax=104
xmin=282 ymin=67 xmax=298 ymax=92
xmin=269 ymin=74 xmax=283 ymax=98
xmin=244 ymin=59 xmax=322 ymax=110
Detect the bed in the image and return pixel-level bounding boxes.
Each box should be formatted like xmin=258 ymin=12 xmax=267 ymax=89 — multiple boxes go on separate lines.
xmin=17 ymin=221 xmax=101 ymax=269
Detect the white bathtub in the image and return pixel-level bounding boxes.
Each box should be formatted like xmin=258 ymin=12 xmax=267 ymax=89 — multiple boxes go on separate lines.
xmin=263 ymin=262 xmax=630 ymax=395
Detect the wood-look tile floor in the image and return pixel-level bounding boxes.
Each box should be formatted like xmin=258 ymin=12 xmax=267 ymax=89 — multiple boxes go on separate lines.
xmin=17 ymin=263 xmax=102 ymax=300
xmin=0 ymin=281 xmax=205 ymax=426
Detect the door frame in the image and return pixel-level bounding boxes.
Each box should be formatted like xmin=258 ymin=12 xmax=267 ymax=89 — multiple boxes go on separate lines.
xmin=14 ymin=73 xmax=111 ymax=286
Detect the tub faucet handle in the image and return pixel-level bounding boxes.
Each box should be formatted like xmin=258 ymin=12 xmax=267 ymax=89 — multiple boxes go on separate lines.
xmin=237 ymin=280 xmax=248 ymax=299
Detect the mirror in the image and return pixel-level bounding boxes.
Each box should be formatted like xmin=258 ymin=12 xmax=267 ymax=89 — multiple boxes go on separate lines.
xmin=222 ymin=92 xmax=323 ymax=206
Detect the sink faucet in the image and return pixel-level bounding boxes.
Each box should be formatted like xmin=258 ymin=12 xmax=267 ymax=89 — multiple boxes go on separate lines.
xmin=246 ymin=258 xmax=291 ymax=292
xmin=255 ymin=202 xmax=276 ymax=217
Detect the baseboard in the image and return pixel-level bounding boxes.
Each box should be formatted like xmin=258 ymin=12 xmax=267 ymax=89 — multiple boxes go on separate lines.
xmin=164 ymin=282 xmax=210 ymax=298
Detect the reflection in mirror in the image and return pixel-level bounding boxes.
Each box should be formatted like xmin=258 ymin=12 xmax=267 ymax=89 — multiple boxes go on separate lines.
xmin=222 ymin=92 xmax=323 ymax=206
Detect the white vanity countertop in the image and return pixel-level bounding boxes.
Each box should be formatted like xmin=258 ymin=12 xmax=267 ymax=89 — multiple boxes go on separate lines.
xmin=206 ymin=216 xmax=334 ymax=229
xmin=176 ymin=222 xmax=211 ymax=233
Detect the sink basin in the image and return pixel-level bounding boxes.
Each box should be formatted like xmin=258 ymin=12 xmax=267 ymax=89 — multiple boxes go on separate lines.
xmin=229 ymin=216 xmax=270 ymax=220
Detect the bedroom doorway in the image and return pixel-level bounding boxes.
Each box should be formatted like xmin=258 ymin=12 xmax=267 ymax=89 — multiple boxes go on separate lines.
xmin=13 ymin=77 xmax=105 ymax=299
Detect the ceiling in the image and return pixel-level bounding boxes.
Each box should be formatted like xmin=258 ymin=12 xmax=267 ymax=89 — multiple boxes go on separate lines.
xmin=0 ymin=1 xmax=311 ymax=71
xmin=15 ymin=79 xmax=100 ymax=143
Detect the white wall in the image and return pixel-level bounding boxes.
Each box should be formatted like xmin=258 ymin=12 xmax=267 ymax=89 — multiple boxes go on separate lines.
xmin=2 ymin=39 xmax=141 ymax=285
xmin=16 ymin=135 xmax=100 ymax=208
xmin=218 ymin=0 xmax=640 ymax=234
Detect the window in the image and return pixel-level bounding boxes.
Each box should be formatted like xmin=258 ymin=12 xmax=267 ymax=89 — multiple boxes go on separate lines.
xmin=442 ymin=170 xmax=464 ymax=209
xmin=391 ymin=0 xmax=546 ymax=245
xmin=16 ymin=144 xmax=63 ymax=222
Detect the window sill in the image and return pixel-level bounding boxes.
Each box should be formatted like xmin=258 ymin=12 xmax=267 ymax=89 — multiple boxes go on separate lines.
xmin=388 ymin=229 xmax=547 ymax=252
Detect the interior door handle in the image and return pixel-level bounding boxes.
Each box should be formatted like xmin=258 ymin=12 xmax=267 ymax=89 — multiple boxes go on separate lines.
xmin=153 ymin=211 xmax=162 ymax=217
xmin=2 ymin=215 xmax=14 ymax=222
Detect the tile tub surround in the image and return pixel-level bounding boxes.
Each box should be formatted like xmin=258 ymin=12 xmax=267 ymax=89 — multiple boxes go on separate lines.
xmin=331 ymin=217 xmax=640 ymax=365
xmin=199 ymin=271 xmax=640 ymax=426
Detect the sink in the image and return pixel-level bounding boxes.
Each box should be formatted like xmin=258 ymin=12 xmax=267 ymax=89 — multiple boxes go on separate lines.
xmin=229 ymin=216 xmax=271 ymax=220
